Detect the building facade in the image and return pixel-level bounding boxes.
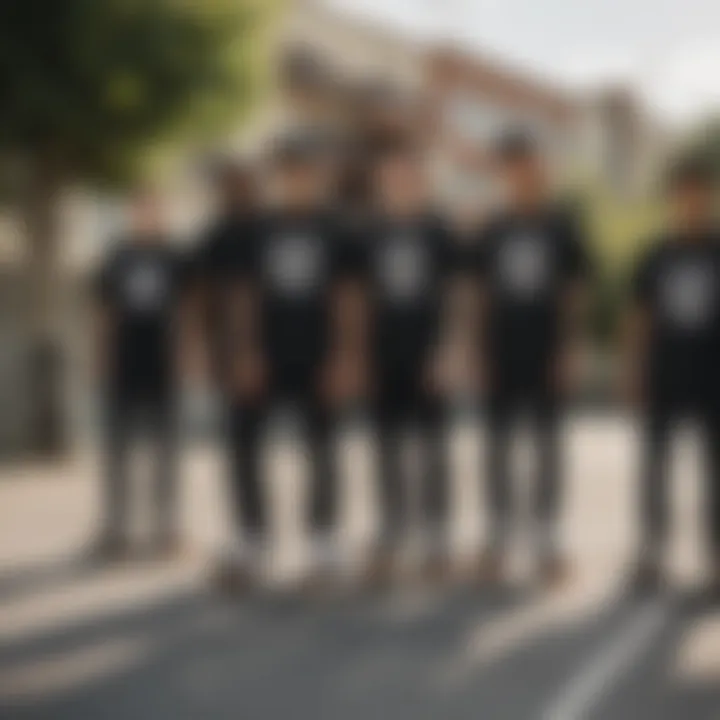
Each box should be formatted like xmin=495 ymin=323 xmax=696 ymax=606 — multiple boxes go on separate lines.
xmin=426 ymin=48 xmax=580 ymax=220
xmin=579 ymin=87 xmax=667 ymax=198
xmin=0 ymin=0 xmax=666 ymax=456
xmin=235 ymin=0 xmax=427 ymax=153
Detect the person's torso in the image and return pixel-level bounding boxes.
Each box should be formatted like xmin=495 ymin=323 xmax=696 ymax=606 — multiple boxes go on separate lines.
xmin=644 ymin=236 xmax=720 ymax=399
xmin=483 ymin=211 xmax=573 ymax=364
xmin=365 ymin=214 xmax=450 ymax=365
xmin=105 ymin=241 xmax=184 ymax=387
xmin=252 ymin=210 xmax=340 ymax=369
xmin=198 ymin=214 xmax=258 ymax=372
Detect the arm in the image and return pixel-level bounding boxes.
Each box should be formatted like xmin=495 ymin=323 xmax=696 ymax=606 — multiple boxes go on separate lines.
xmin=554 ymin=279 xmax=590 ymax=395
xmin=327 ymin=278 xmax=369 ymax=403
xmin=460 ymin=228 xmax=490 ymax=394
xmin=178 ymin=241 xmax=213 ymax=385
xmin=428 ymin=223 xmax=471 ymax=396
xmin=619 ymin=303 xmax=650 ymax=407
xmin=93 ymin=303 xmax=114 ymax=382
xmin=92 ymin=257 xmax=115 ymax=382
xmin=324 ymin=227 xmax=370 ymax=406
xmin=619 ymin=250 xmax=655 ymax=408
xmin=227 ymin=278 xmax=267 ymax=399
xmin=555 ymin=217 xmax=593 ymax=394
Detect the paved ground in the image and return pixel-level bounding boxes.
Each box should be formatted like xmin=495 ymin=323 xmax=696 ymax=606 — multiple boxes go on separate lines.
xmin=0 ymin=416 xmax=719 ymax=719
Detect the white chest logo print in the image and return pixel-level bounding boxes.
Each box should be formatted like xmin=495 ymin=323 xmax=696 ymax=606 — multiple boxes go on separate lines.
xmin=499 ymin=235 xmax=549 ymax=297
xmin=380 ymin=238 xmax=428 ymax=301
xmin=124 ymin=263 xmax=168 ymax=311
xmin=662 ymin=264 xmax=716 ymax=329
xmin=267 ymin=235 xmax=323 ymax=296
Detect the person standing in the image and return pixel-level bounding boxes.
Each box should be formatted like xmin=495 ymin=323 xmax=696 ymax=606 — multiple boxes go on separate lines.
xmin=216 ymin=132 xmax=363 ymax=589
xmin=623 ymin=157 xmax=720 ymax=592
xmin=94 ymin=188 xmax=189 ymax=561
xmin=354 ymin=136 xmax=460 ymax=585
xmin=472 ymin=132 xmax=591 ymax=586
xmin=188 ymin=160 xmax=263 ymax=588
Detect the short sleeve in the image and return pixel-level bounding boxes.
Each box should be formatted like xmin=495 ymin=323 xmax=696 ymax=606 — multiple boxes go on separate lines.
xmin=173 ymin=246 xmax=195 ymax=294
xmin=190 ymin=224 xmax=230 ymax=286
xmin=225 ymin=217 xmax=260 ymax=280
xmin=333 ymin=220 xmax=370 ymax=280
xmin=188 ymin=231 xmax=215 ymax=286
xmin=464 ymin=223 xmax=494 ymax=280
xmin=196 ymin=217 xmax=259 ymax=285
xmin=454 ymin=238 xmax=487 ymax=279
xmin=434 ymin=220 xmax=464 ymax=277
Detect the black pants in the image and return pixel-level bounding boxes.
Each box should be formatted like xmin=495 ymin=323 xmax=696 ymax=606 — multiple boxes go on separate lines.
xmin=102 ymin=390 xmax=178 ymax=544
xmin=226 ymin=384 xmax=334 ymax=538
xmin=375 ymin=362 xmax=446 ymax=547
xmin=640 ymin=405 xmax=720 ymax=557
xmin=485 ymin=386 xmax=561 ymax=552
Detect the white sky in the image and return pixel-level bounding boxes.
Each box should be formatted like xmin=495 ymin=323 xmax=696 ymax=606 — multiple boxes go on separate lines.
xmin=330 ymin=0 xmax=720 ymax=127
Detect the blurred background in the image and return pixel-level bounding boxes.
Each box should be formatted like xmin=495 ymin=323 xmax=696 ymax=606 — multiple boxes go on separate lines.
xmin=0 ymin=2 xmax=719 ymax=718
xmin=0 ymin=0 xmax=717 ymax=459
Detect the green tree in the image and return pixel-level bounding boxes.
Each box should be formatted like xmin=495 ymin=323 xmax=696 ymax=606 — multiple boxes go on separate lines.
xmin=0 ymin=0 xmax=278 ymax=455
xmin=567 ymin=181 xmax=665 ymax=345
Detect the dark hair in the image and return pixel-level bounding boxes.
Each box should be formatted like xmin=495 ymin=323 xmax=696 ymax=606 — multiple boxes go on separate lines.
xmin=492 ymin=129 xmax=539 ymax=162
xmin=665 ymin=154 xmax=715 ymax=193
xmin=271 ymin=129 xmax=335 ymax=168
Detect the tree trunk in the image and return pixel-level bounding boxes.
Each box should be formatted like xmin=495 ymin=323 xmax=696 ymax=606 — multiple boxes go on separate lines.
xmin=22 ymin=170 xmax=67 ymax=458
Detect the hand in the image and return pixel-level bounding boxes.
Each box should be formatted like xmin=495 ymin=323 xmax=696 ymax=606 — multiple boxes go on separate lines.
xmin=617 ymin=366 xmax=644 ymax=409
xmin=475 ymin=362 xmax=490 ymax=395
xmin=423 ymin=352 xmax=445 ymax=396
xmin=552 ymin=345 xmax=582 ymax=397
xmin=231 ymin=351 xmax=267 ymax=401
xmin=180 ymin=341 xmax=208 ymax=387
xmin=321 ymin=355 xmax=367 ymax=406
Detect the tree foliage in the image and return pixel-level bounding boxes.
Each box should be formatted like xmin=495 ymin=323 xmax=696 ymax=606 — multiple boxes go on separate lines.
xmin=567 ymin=181 xmax=666 ymax=343
xmin=0 ymin=0 xmax=277 ymax=188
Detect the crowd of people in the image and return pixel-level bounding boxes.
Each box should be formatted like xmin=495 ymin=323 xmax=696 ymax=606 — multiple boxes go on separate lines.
xmin=91 ymin=128 xmax=720 ymax=597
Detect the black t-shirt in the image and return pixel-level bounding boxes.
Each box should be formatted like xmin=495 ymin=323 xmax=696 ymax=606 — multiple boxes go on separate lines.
xmin=474 ymin=208 xmax=590 ymax=375
xmin=192 ymin=213 xmax=258 ymax=378
xmin=194 ymin=213 xmax=257 ymax=285
xmin=234 ymin=208 xmax=357 ymax=377
xmin=97 ymin=239 xmax=188 ymax=393
xmin=632 ymin=232 xmax=720 ymax=405
xmin=354 ymin=213 xmax=460 ymax=367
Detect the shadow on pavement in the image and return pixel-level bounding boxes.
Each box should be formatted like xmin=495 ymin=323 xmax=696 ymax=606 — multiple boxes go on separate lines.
xmin=0 ymin=555 xmax=101 ymax=605
xmin=591 ymin=587 xmax=720 ymax=720
xmin=0 ymin=581 xmax=528 ymax=720
xmin=1 ymin=580 xmax=718 ymax=720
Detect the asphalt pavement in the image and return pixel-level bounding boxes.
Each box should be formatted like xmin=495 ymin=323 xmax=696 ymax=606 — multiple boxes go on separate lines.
xmin=0 ymin=417 xmax=718 ymax=719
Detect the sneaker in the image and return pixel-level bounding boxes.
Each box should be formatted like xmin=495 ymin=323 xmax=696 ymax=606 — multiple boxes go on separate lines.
xmin=538 ymin=551 xmax=571 ymax=590
xmin=629 ymin=555 xmax=664 ymax=596
xmin=474 ymin=546 xmax=506 ymax=586
xmin=211 ymin=537 xmax=264 ymax=597
xmin=89 ymin=535 xmax=132 ymax=565
xmin=212 ymin=552 xmax=252 ymax=597
xmin=301 ymin=533 xmax=343 ymax=597
xmin=152 ymin=534 xmax=188 ymax=562
xmin=363 ymin=545 xmax=397 ymax=590
xmin=420 ymin=549 xmax=452 ymax=586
